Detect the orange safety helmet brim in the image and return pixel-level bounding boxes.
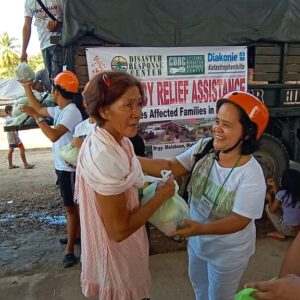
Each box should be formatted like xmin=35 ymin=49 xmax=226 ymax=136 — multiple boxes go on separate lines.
xmin=53 ymin=70 xmax=79 ymax=94
xmin=217 ymin=91 xmax=269 ymax=139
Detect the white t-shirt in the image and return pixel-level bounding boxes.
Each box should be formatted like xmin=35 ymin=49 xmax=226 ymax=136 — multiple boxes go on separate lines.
xmin=73 ymin=118 xmax=95 ymax=138
xmin=176 ymin=138 xmax=266 ymax=267
xmin=47 ymin=103 xmax=82 ymax=171
xmin=5 ymin=116 xmax=21 ymax=145
xmin=24 ymin=0 xmax=63 ymax=50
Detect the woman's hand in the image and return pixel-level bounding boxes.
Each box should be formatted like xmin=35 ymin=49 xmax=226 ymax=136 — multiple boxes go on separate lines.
xmin=47 ymin=20 xmax=62 ymax=32
xmin=20 ymin=105 xmax=38 ymax=118
xmin=19 ymin=80 xmax=33 ymax=91
xmin=154 ymin=175 xmax=176 ymax=202
xmin=245 ymin=274 xmax=300 ymax=300
xmin=71 ymin=137 xmax=83 ymax=149
xmin=169 ymin=219 xmax=203 ymax=237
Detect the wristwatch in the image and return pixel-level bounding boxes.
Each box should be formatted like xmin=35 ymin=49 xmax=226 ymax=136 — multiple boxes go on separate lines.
xmin=35 ymin=116 xmax=44 ymax=124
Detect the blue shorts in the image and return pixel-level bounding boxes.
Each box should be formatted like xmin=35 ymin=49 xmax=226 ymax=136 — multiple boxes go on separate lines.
xmin=9 ymin=143 xmax=23 ymax=149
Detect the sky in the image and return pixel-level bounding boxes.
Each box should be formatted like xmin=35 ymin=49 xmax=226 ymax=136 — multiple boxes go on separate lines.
xmin=0 ymin=0 xmax=40 ymax=56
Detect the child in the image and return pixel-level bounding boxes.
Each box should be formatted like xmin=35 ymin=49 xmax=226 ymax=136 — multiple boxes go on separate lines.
xmin=4 ymin=105 xmax=34 ymax=170
xmin=265 ymin=169 xmax=300 ymax=240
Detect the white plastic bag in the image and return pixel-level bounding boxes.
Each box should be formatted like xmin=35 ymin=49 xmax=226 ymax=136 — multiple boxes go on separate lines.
xmin=14 ymin=62 xmax=35 ymax=81
xmin=141 ymin=170 xmax=190 ymax=235
xmin=59 ymin=143 xmax=80 ymax=166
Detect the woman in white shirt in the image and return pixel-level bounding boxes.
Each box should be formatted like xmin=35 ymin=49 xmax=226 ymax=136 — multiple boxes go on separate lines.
xmin=139 ymin=91 xmax=269 ymax=300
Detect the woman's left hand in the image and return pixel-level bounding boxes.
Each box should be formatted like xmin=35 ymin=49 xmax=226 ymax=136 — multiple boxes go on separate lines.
xmin=169 ymin=219 xmax=203 ymax=237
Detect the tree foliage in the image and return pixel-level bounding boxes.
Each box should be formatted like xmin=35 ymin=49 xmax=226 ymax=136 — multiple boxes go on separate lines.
xmin=0 ymin=32 xmax=44 ymax=79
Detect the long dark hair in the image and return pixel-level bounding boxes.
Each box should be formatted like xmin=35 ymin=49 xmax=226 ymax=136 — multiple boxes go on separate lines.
xmin=280 ymin=169 xmax=300 ymax=208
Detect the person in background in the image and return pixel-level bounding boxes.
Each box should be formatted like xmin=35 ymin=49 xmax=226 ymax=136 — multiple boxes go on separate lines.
xmin=129 ymin=133 xmax=146 ymax=157
xmin=32 ymin=69 xmax=52 ymax=92
xmin=265 ymin=169 xmax=300 ymax=240
xmin=59 ymin=115 xmax=96 ymax=246
xmin=4 ymin=105 xmax=35 ymax=170
xmin=21 ymin=0 xmax=64 ymax=79
xmin=246 ymin=232 xmax=300 ymax=300
xmin=75 ymin=71 xmax=175 ymax=299
xmin=20 ymin=70 xmax=82 ymax=268
xmin=139 ymin=91 xmax=269 ymax=300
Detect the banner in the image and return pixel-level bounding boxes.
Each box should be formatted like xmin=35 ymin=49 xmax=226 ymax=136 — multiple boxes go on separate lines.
xmin=86 ymin=46 xmax=247 ymax=157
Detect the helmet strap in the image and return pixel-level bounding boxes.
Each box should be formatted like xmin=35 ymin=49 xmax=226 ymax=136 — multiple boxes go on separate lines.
xmin=220 ymin=138 xmax=244 ymax=155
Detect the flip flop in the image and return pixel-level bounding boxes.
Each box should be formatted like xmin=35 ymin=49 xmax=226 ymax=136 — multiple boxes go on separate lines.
xmin=9 ymin=165 xmax=19 ymax=169
xmin=25 ymin=164 xmax=35 ymax=169
xmin=266 ymin=231 xmax=286 ymax=241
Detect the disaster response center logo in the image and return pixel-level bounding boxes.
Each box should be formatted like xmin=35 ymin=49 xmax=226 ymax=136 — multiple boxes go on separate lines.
xmin=111 ymin=56 xmax=128 ymax=71
xmin=207 ymin=51 xmax=246 ymax=73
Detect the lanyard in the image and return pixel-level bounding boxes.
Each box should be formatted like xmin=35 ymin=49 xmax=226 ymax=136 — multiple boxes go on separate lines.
xmin=202 ymin=154 xmax=242 ymax=206
xmin=54 ymin=106 xmax=68 ymax=128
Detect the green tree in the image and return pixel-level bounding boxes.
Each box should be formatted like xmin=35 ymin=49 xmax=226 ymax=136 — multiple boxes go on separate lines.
xmin=0 ymin=32 xmax=44 ymax=78
xmin=0 ymin=32 xmax=20 ymax=69
xmin=28 ymin=52 xmax=45 ymax=72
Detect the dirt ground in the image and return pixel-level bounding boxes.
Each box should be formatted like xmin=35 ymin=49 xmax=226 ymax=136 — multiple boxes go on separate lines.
xmin=0 ymin=147 xmax=284 ymax=279
xmin=0 ymin=148 xmax=188 ymax=278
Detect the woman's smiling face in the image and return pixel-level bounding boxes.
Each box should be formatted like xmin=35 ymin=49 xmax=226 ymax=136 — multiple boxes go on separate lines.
xmin=100 ymin=86 xmax=143 ymax=144
xmin=213 ymin=102 xmax=244 ymax=152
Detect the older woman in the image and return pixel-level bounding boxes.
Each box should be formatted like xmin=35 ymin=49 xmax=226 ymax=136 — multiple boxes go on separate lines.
xmin=75 ymin=71 xmax=175 ymax=300
xmin=139 ymin=91 xmax=269 ymax=300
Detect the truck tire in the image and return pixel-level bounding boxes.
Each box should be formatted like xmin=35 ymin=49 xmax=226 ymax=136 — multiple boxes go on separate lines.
xmin=253 ymin=133 xmax=289 ymax=185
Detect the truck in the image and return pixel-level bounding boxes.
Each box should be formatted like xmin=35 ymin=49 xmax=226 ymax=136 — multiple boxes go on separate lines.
xmin=10 ymin=0 xmax=300 ymax=184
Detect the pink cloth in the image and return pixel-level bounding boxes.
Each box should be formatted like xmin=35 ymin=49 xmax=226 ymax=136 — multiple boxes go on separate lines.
xmin=75 ymin=127 xmax=150 ymax=300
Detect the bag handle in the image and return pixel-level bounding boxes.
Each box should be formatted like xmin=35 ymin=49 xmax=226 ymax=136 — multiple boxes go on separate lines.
xmin=36 ymin=0 xmax=59 ymax=22
xmin=182 ymin=138 xmax=214 ymax=201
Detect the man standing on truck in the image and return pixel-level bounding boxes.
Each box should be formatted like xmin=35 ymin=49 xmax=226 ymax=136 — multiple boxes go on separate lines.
xmin=19 ymin=71 xmax=82 ymax=268
xmin=21 ymin=0 xmax=64 ymax=79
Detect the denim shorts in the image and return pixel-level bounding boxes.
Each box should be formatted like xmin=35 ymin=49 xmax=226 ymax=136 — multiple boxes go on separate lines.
xmin=42 ymin=44 xmax=63 ymax=79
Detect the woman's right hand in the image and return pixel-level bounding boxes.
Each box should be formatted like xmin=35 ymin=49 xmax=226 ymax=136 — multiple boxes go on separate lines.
xmin=155 ymin=175 xmax=176 ymax=202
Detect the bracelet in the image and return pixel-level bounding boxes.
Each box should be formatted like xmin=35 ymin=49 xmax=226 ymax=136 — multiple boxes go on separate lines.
xmin=35 ymin=116 xmax=44 ymax=124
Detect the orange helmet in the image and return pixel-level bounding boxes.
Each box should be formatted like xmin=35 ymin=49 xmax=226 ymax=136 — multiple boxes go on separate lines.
xmin=217 ymin=91 xmax=269 ymax=139
xmin=53 ymin=71 xmax=79 ymax=93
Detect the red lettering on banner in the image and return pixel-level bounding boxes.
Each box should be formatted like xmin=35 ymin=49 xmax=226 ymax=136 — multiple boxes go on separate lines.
xmin=156 ymin=80 xmax=188 ymax=105
xmin=157 ymin=82 xmax=163 ymax=105
xmin=142 ymin=82 xmax=154 ymax=106
xmin=146 ymin=82 xmax=154 ymax=105
xmin=192 ymin=78 xmax=246 ymax=103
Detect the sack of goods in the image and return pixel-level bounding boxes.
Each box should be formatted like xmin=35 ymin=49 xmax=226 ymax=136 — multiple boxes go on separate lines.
xmin=14 ymin=62 xmax=35 ymax=81
xmin=141 ymin=171 xmax=190 ymax=235
xmin=59 ymin=143 xmax=80 ymax=166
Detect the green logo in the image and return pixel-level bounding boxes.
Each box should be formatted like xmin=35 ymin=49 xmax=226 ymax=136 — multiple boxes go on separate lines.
xmin=111 ymin=56 xmax=128 ymax=71
xmin=167 ymin=55 xmax=205 ymax=75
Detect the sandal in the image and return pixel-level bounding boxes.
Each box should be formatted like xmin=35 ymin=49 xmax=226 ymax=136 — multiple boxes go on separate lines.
xmin=266 ymin=231 xmax=286 ymax=241
xmin=9 ymin=165 xmax=19 ymax=169
xmin=25 ymin=164 xmax=35 ymax=169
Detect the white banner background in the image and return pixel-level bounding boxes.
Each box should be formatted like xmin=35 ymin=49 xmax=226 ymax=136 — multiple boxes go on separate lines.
xmin=86 ymin=46 xmax=247 ymax=157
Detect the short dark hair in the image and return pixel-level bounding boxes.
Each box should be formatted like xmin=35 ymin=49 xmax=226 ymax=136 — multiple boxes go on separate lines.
xmin=83 ymin=71 xmax=144 ymax=126
xmin=217 ymin=100 xmax=258 ymax=154
xmin=52 ymin=83 xmax=74 ymax=100
xmin=4 ymin=105 xmax=13 ymax=114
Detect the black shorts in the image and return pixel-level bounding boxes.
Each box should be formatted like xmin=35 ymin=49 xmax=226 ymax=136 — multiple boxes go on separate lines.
xmin=55 ymin=169 xmax=76 ymax=207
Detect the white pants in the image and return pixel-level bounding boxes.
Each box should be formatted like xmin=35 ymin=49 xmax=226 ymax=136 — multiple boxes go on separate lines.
xmin=188 ymin=245 xmax=249 ymax=300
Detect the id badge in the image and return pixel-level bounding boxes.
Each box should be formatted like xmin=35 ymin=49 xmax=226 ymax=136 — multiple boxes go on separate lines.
xmin=197 ymin=194 xmax=213 ymax=218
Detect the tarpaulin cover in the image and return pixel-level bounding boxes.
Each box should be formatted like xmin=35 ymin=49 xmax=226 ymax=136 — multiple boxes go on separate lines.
xmin=61 ymin=0 xmax=300 ymax=47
